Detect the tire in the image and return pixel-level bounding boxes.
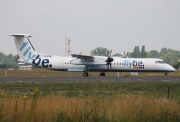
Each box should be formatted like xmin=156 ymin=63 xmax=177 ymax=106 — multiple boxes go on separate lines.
xmin=100 ymin=72 xmax=105 ymax=76
xmin=83 ymin=72 xmax=89 ymax=77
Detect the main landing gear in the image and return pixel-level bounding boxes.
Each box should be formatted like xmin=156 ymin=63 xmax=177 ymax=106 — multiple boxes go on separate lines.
xmin=100 ymin=72 xmax=105 ymax=76
xmin=83 ymin=72 xmax=106 ymax=77
xmin=83 ymin=64 xmax=106 ymax=77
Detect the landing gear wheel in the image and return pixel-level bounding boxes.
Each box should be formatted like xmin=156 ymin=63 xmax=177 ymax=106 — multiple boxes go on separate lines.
xmin=100 ymin=72 xmax=105 ymax=76
xmin=164 ymin=72 xmax=168 ymax=75
xmin=83 ymin=72 xmax=89 ymax=77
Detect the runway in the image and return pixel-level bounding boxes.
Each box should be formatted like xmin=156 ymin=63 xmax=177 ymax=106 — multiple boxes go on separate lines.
xmin=0 ymin=76 xmax=180 ymax=82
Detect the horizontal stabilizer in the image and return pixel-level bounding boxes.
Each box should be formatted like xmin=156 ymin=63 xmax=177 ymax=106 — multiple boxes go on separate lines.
xmin=9 ymin=33 xmax=37 ymax=60
xmin=8 ymin=34 xmax=31 ymax=38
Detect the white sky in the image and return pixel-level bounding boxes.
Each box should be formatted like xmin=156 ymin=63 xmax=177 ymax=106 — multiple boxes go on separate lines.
xmin=0 ymin=0 xmax=180 ymax=56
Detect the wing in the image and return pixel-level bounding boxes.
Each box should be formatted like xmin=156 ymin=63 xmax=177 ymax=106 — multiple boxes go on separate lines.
xmin=71 ymin=54 xmax=106 ymax=66
xmin=71 ymin=54 xmax=94 ymax=59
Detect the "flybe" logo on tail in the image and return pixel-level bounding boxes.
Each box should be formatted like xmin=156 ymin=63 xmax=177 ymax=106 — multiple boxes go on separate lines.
xmin=20 ymin=42 xmax=36 ymax=62
xmin=20 ymin=41 xmax=52 ymax=68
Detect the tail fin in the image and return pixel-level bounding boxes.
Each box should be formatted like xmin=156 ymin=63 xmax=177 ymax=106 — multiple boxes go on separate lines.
xmin=8 ymin=34 xmax=37 ymax=62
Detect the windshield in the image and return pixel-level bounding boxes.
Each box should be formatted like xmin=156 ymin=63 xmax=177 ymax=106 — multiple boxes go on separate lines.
xmin=155 ymin=61 xmax=166 ymax=64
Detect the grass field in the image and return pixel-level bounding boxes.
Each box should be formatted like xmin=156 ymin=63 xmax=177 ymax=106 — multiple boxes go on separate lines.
xmin=0 ymin=81 xmax=180 ymax=121
xmin=0 ymin=69 xmax=180 ymax=121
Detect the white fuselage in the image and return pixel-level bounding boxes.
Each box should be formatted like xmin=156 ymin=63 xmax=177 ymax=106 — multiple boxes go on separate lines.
xmin=21 ymin=55 xmax=175 ymax=73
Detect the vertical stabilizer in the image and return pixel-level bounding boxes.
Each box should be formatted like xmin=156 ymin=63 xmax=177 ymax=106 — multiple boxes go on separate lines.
xmin=8 ymin=34 xmax=37 ymax=62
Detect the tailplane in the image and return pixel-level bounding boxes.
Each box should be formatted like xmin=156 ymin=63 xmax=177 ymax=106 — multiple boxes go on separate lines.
xmin=8 ymin=34 xmax=37 ymax=62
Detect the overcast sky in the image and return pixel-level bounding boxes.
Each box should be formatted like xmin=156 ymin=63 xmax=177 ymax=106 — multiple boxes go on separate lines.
xmin=0 ymin=0 xmax=180 ymax=56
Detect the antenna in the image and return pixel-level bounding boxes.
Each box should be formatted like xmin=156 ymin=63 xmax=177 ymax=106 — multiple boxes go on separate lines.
xmin=65 ymin=36 xmax=71 ymax=56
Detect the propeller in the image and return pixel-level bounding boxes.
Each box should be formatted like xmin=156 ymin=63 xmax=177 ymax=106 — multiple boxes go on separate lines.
xmin=106 ymin=50 xmax=113 ymax=69
xmin=123 ymin=51 xmax=129 ymax=58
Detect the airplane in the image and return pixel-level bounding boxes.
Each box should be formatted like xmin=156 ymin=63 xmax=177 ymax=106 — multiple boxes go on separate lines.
xmin=8 ymin=34 xmax=175 ymax=77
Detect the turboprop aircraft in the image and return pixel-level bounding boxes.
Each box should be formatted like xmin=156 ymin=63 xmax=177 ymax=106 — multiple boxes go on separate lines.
xmin=9 ymin=34 xmax=175 ymax=77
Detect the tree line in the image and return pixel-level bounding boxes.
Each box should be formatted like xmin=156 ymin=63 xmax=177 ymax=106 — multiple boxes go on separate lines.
xmin=91 ymin=46 xmax=180 ymax=69
xmin=0 ymin=52 xmax=19 ymax=69
xmin=1 ymin=46 xmax=180 ymax=69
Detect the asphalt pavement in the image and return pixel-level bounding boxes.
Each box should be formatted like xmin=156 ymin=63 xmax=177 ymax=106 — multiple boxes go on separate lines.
xmin=0 ymin=76 xmax=179 ymax=82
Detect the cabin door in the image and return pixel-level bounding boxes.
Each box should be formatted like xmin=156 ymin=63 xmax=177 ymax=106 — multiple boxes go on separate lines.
xmin=59 ymin=60 xmax=64 ymax=69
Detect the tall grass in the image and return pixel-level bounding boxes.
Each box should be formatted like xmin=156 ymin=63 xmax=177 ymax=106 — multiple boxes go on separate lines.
xmin=0 ymin=81 xmax=180 ymax=121
xmin=0 ymin=93 xmax=180 ymax=122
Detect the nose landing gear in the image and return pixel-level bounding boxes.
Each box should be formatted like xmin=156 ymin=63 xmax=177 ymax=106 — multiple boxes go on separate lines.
xmin=164 ymin=72 xmax=168 ymax=75
xmin=83 ymin=72 xmax=89 ymax=77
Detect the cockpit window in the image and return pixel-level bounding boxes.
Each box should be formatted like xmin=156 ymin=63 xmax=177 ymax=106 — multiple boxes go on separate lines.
xmin=155 ymin=61 xmax=166 ymax=64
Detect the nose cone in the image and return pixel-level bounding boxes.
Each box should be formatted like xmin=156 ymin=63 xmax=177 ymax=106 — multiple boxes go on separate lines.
xmin=171 ymin=67 xmax=176 ymax=72
xmin=167 ymin=65 xmax=176 ymax=72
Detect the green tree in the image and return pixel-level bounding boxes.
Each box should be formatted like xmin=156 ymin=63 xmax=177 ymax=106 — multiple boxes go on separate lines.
xmin=131 ymin=46 xmax=141 ymax=58
xmin=113 ymin=53 xmax=122 ymax=57
xmin=90 ymin=47 xmax=111 ymax=56
xmin=128 ymin=52 xmax=134 ymax=58
xmin=13 ymin=55 xmax=19 ymax=63
xmin=141 ymin=45 xmax=147 ymax=58
xmin=173 ymin=59 xmax=180 ymax=69
xmin=0 ymin=52 xmax=5 ymax=63
xmin=160 ymin=48 xmax=168 ymax=54
xmin=1 ymin=53 xmax=19 ymax=69
xmin=159 ymin=48 xmax=180 ymax=66
xmin=147 ymin=50 xmax=159 ymax=58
